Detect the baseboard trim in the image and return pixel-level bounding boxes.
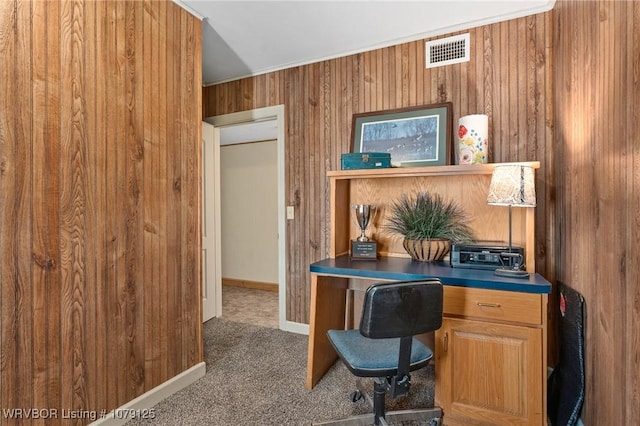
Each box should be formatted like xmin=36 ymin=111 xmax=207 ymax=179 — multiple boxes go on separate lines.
xmin=89 ymin=362 xmax=206 ymax=426
xmin=223 ymin=277 xmax=278 ymax=292
xmin=282 ymin=320 xmax=309 ymax=335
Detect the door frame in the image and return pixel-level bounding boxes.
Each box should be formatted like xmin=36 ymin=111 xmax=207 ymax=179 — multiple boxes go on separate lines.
xmin=206 ymin=105 xmax=305 ymax=334
xmin=201 ymin=122 xmax=221 ymax=321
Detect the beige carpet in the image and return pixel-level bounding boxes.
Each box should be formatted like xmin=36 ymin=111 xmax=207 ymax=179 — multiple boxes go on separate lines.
xmin=221 ymin=285 xmax=279 ymax=328
xmin=127 ymin=318 xmax=437 ymax=426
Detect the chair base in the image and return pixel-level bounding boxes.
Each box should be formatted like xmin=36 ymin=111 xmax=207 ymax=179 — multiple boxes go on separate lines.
xmin=312 ymin=408 xmax=442 ymax=426
xmin=313 ymin=379 xmax=442 ymax=426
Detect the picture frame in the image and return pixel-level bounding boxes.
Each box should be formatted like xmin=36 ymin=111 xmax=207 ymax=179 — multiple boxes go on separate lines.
xmin=351 ymin=102 xmax=452 ymax=167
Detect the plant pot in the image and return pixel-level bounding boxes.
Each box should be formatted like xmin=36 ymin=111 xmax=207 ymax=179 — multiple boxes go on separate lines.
xmin=402 ymin=238 xmax=451 ymax=262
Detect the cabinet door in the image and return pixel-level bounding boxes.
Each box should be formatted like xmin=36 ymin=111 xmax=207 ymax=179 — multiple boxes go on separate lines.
xmin=435 ymin=318 xmax=543 ymax=426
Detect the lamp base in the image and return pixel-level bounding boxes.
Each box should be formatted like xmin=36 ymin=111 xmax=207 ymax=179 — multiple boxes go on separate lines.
xmin=494 ymin=268 xmax=530 ymax=278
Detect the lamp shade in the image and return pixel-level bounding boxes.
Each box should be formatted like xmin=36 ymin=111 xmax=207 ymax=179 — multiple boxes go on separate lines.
xmin=487 ymin=165 xmax=536 ymax=207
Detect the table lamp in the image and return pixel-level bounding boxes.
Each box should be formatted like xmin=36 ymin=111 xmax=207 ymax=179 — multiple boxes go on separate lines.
xmin=487 ymin=164 xmax=536 ymax=277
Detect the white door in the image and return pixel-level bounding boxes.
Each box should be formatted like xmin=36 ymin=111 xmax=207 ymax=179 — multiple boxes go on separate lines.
xmin=202 ymin=122 xmax=222 ymax=322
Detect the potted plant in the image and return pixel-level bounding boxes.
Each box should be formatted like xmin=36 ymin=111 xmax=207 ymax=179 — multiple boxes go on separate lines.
xmin=386 ymin=191 xmax=474 ymax=261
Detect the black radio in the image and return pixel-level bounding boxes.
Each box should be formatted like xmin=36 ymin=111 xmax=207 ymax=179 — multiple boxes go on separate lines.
xmin=450 ymin=243 xmax=524 ymax=270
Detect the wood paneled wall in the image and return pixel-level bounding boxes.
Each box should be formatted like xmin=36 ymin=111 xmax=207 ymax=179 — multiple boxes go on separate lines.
xmin=203 ymin=13 xmax=555 ymax=325
xmin=554 ymin=1 xmax=640 ymax=424
xmin=0 ymin=1 xmax=202 ymax=424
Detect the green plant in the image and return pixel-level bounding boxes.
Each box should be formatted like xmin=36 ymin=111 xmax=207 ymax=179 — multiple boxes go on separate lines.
xmin=386 ymin=192 xmax=474 ymax=243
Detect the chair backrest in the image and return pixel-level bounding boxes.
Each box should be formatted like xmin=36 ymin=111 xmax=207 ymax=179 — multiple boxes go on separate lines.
xmin=359 ymin=279 xmax=443 ymax=339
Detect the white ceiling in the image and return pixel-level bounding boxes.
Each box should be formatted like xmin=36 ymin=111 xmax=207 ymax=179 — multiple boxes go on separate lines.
xmin=184 ymin=0 xmax=555 ymax=144
xmin=177 ymin=0 xmax=555 ymax=87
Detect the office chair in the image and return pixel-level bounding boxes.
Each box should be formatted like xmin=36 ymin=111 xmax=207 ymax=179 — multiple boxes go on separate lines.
xmin=314 ymin=279 xmax=443 ymax=426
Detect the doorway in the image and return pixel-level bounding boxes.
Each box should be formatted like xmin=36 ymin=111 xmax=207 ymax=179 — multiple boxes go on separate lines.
xmin=220 ymin=138 xmax=278 ymax=328
xmin=205 ymin=105 xmax=294 ymax=332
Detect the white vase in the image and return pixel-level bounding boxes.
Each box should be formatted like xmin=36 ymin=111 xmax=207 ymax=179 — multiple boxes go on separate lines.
xmin=457 ymin=114 xmax=489 ymax=165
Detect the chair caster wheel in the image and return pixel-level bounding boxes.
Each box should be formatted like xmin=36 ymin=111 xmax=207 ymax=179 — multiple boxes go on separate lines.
xmin=429 ymin=418 xmax=441 ymax=426
xmin=350 ymin=390 xmax=363 ymax=402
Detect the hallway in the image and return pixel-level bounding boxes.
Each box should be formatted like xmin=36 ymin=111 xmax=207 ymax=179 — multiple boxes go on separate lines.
xmin=220 ymin=285 xmax=278 ymax=329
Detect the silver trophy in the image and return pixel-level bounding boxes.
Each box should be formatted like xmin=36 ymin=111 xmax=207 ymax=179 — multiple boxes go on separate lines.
xmin=351 ymin=204 xmax=377 ymax=259
xmin=354 ymin=204 xmax=372 ymax=242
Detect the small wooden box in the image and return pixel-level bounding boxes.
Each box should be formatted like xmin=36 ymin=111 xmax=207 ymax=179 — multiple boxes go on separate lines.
xmin=341 ymin=152 xmax=391 ymax=170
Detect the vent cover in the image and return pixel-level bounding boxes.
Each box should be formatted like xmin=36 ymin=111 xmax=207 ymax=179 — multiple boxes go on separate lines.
xmin=426 ymin=33 xmax=470 ymax=68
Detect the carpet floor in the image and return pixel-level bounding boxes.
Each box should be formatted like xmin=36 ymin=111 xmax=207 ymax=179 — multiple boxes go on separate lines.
xmin=127 ymin=318 xmax=436 ymax=425
xmin=220 ymin=285 xmax=278 ymax=328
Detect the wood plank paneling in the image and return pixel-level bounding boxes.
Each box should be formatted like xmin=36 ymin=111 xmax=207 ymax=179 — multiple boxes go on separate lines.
xmin=2 ymin=0 xmax=35 ymax=416
xmin=0 ymin=1 xmax=202 ymax=424
xmin=31 ymin=0 xmax=63 ymax=419
xmin=203 ymin=14 xmax=554 ymax=326
xmin=553 ymin=1 xmax=640 ymax=425
xmin=59 ymin=0 xmax=90 ymax=415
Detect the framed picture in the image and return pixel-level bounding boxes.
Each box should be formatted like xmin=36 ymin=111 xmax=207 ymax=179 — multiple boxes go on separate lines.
xmin=351 ymin=102 xmax=452 ymax=167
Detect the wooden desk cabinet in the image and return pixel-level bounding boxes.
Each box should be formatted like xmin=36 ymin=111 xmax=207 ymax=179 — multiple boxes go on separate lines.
xmin=308 ymin=163 xmax=549 ymax=426
xmin=436 ymin=286 xmax=546 ymax=426
xmin=306 ymin=265 xmax=549 ymax=426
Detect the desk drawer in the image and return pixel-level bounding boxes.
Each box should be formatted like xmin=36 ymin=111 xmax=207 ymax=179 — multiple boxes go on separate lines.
xmin=443 ymin=286 xmax=543 ymax=326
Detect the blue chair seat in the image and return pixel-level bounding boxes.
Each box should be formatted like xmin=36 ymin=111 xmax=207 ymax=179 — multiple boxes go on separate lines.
xmin=327 ymin=329 xmax=433 ymax=377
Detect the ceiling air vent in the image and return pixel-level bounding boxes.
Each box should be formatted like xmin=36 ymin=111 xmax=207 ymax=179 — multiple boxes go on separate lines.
xmin=426 ymin=33 xmax=470 ymax=68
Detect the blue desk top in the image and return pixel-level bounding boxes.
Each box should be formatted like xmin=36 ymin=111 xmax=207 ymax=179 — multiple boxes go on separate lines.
xmin=310 ymin=255 xmax=551 ymax=294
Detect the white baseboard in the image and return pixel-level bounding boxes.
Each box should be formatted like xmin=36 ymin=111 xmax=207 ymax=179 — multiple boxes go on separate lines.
xmin=90 ymin=362 xmax=206 ymax=426
xmin=282 ymin=320 xmax=309 ymax=335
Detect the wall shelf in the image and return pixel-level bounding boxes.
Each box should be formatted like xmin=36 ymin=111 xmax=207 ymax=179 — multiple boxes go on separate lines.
xmin=328 ymin=161 xmax=540 ymax=272
xmin=327 ymin=161 xmax=540 ymax=179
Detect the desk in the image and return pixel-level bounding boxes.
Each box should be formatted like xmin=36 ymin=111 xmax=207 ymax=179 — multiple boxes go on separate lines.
xmin=307 ymin=255 xmax=551 ymax=426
